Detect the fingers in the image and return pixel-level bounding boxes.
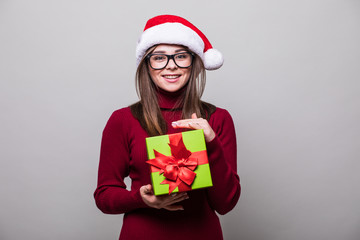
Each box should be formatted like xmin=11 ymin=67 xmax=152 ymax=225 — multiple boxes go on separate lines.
xmin=171 ymin=114 xmax=216 ymax=142
xmin=165 ymin=192 xmax=189 ymax=205
xmin=164 ymin=204 xmax=185 ymax=211
xmin=161 ymin=192 xmax=188 ymax=211
xmin=141 ymin=184 xmax=153 ymax=195
xmin=144 ymin=184 xmax=151 ymax=194
xmin=158 ymin=192 xmax=187 ymax=205
xmin=172 ymin=113 xmax=204 ymax=129
xmin=172 ymin=119 xmax=204 ymax=129
xmin=141 ymin=186 xmax=189 ymax=211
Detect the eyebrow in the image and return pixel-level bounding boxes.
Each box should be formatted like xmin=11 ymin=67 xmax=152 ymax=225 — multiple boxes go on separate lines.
xmin=152 ymin=49 xmax=188 ymax=54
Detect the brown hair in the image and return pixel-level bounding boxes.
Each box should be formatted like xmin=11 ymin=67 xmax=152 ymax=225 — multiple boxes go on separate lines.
xmin=130 ymin=46 xmax=216 ymax=136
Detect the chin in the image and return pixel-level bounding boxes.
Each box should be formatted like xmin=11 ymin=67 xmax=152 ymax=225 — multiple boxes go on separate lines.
xmin=163 ymin=87 xmax=181 ymax=92
xmin=159 ymin=83 xmax=183 ymax=92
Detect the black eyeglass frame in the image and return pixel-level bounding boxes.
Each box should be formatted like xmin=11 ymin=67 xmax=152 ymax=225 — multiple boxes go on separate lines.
xmin=146 ymin=52 xmax=195 ymax=70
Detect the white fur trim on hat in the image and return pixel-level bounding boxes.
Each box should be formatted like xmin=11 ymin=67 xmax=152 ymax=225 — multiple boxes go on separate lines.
xmin=136 ymin=23 xmax=204 ymax=66
xmin=136 ymin=15 xmax=224 ymax=70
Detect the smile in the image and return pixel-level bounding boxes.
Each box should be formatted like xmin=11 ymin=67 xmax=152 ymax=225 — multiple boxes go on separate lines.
xmin=163 ymin=74 xmax=181 ymax=79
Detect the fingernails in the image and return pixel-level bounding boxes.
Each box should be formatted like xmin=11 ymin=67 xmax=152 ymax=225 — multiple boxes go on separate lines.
xmin=172 ymin=122 xmax=178 ymax=127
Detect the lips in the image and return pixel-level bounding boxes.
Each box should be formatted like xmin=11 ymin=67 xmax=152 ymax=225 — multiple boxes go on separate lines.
xmin=162 ymin=74 xmax=181 ymax=82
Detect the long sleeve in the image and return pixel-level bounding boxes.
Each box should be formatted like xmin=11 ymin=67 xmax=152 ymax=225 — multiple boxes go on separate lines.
xmin=94 ymin=110 xmax=148 ymax=214
xmin=206 ymin=108 xmax=241 ymax=215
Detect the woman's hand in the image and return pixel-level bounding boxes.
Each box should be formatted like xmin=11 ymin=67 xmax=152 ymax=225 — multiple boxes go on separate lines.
xmin=140 ymin=184 xmax=189 ymax=211
xmin=172 ymin=113 xmax=216 ymax=142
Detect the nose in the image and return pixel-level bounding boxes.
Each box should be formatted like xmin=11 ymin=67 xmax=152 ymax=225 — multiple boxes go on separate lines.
xmin=166 ymin=58 xmax=177 ymax=69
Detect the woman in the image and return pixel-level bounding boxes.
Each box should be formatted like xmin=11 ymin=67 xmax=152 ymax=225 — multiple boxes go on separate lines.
xmin=94 ymin=15 xmax=240 ymax=240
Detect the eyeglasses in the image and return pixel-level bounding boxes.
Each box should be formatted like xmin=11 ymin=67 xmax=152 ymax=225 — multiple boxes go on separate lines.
xmin=146 ymin=52 xmax=194 ymax=70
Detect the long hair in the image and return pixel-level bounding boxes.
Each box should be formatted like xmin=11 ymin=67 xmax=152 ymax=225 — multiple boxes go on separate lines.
xmin=130 ymin=46 xmax=216 ymax=136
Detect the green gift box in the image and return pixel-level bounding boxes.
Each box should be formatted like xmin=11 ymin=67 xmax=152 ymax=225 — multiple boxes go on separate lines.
xmin=146 ymin=129 xmax=213 ymax=195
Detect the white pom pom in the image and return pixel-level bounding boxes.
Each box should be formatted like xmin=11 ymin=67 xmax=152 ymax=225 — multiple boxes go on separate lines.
xmin=203 ymin=48 xmax=224 ymax=70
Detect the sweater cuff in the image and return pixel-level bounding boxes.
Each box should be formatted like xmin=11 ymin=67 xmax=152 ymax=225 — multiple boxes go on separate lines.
xmin=206 ymin=136 xmax=223 ymax=164
xmin=206 ymin=135 xmax=221 ymax=153
xmin=131 ymin=188 xmax=150 ymax=209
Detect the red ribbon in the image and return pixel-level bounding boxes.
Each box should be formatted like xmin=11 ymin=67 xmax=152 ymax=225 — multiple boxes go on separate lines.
xmin=146 ymin=133 xmax=200 ymax=194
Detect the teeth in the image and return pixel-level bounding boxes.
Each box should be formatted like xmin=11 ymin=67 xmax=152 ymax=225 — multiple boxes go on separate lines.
xmin=163 ymin=75 xmax=180 ymax=79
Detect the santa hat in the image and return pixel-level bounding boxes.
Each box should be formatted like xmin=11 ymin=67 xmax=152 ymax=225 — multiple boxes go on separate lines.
xmin=136 ymin=15 xmax=224 ymax=70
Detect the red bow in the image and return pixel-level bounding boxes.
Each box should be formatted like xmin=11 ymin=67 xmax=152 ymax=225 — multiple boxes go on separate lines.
xmin=146 ymin=135 xmax=198 ymax=194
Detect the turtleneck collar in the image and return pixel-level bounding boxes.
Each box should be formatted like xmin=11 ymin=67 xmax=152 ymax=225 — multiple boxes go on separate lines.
xmin=157 ymin=87 xmax=186 ymax=110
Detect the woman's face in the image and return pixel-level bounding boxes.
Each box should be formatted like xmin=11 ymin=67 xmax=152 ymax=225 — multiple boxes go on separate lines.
xmin=148 ymin=44 xmax=192 ymax=93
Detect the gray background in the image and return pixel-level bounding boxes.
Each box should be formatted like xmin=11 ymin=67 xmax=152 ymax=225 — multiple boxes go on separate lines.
xmin=1 ymin=0 xmax=359 ymax=239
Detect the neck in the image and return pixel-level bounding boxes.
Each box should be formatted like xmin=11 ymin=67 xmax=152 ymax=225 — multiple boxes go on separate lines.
xmin=157 ymin=87 xmax=185 ymax=109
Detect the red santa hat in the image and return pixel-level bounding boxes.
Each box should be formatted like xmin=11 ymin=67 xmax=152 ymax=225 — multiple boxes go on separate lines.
xmin=136 ymin=15 xmax=224 ymax=70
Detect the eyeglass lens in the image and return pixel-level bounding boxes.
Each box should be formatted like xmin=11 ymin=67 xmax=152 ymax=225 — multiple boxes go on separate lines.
xmin=149 ymin=52 xmax=193 ymax=69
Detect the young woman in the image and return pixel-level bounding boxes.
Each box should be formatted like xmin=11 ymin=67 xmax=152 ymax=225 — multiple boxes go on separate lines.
xmin=94 ymin=15 xmax=240 ymax=240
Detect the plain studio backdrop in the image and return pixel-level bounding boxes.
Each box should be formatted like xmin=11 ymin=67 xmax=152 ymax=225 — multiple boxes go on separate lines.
xmin=1 ymin=0 xmax=359 ymax=239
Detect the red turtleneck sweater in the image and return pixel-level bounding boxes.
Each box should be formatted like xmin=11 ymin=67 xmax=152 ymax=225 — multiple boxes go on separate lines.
xmin=94 ymin=90 xmax=240 ymax=240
